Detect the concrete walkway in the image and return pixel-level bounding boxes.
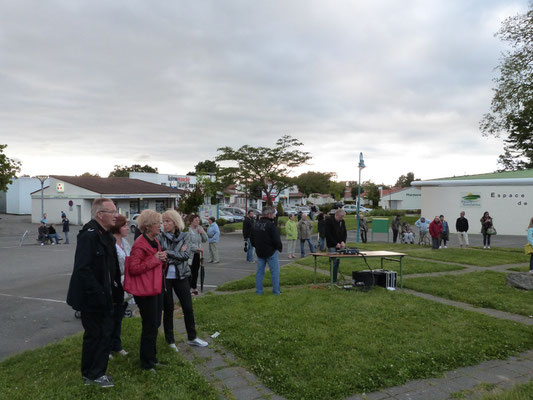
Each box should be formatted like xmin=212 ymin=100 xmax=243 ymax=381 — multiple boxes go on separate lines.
xmin=173 ymin=254 xmax=532 ymax=400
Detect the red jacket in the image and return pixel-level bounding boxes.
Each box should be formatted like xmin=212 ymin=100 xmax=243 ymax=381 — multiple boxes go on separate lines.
xmin=124 ymin=235 xmax=163 ymax=297
xmin=429 ymin=220 xmax=442 ymax=239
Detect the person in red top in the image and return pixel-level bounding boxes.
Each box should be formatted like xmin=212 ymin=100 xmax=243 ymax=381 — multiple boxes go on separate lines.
xmin=429 ymin=216 xmax=443 ymax=250
xmin=124 ymin=209 xmax=166 ymax=372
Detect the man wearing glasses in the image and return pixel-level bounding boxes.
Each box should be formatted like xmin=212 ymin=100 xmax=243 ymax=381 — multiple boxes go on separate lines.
xmin=67 ymin=198 xmax=124 ymax=388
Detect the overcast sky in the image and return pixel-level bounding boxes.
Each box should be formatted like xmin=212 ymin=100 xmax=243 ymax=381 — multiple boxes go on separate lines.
xmin=1 ymin=0 xmax=528 ymax=185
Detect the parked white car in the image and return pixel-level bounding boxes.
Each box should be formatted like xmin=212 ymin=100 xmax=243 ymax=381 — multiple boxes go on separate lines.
xmin=343 ymin=205 xmax=371 ymax=214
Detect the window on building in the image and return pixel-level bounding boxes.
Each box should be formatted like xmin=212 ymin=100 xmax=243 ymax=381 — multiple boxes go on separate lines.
xmin=141 ymin=200 xmax=149 ymax=211
xmin=130 ymin=201 xmax=140 ymax=215
xmin=155 ymin=200 xmax=166 ymax=213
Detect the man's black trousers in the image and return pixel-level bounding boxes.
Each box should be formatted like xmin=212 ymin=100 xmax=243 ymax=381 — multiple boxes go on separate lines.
xmin=80 ymin=311 xmax=113 ymax=379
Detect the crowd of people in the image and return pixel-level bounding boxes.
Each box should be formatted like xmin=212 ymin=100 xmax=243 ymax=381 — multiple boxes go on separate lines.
xmin=66 ymin=199 xmax=208 ymax=388
xmin=37 ymin=212 xmax=69 ymax=245
xmin=65 ymin=199 xmax=532 ymax=387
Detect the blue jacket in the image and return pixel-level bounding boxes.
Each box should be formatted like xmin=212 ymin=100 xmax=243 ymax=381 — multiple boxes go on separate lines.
xmin=207 ymin=222 xmax=220 ymax=243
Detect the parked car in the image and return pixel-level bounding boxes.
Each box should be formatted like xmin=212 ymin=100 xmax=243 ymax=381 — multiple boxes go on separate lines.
xmin=129 ymin=214 xmax=140 ymax=233
xmin=343 ymin=204 xmax=371 ymax=214
xmin=284 ymin=206 xmax=298 ymax=216
xmin=218 ymin=210 xmax=239 ymax=223
xmin=296 ymin=206 xmax=311 ymax=214
xmin=221 ymin=206 xmax=246 ymax=217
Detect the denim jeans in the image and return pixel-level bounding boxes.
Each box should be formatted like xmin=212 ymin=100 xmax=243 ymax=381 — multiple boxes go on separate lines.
xmin=256 ymin=251 xmax=280 ymax=295
xmin=300 ymin=239 xmax=315 ymax=257
xmin=246 ymin=238 xmax=254 ymax=262
xmin=328 ymin=247 xmax=340 ymax=282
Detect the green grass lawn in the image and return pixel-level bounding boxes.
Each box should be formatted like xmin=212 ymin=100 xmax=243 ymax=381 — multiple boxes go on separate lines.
xmin=216 ymin=265 xmax=330 ymax=291
xmin=353 ymin=243 xmax=530 ymax=267
xmin=404 ymin=270 xmax=533 ymax=316
xmin=294 ymin=254 xmax=466 ymax=277
xmin=0 ymin=318 xmax=218 ymax=400
xmin=194 ymin=287 xmax=533 ymax=400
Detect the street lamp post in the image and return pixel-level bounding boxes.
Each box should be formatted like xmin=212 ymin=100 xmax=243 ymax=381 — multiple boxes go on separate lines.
xmin=356 ymin=153 xmax=365 ymax=244
xmin=35 ymin=175 xmax=48 ymax=221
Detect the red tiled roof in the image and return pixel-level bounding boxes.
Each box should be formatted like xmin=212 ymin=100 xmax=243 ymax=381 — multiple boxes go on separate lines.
xmin=50 ymin=175 xmax=185 ymax=195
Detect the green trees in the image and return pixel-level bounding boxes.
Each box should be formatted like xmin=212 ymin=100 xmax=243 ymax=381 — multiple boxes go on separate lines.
xmin=0 ymin=144 xmax=21 ymax=191
xmin=395 ymin=172 xmax=416 ymax=188
xmin=216 ymin=135 xmax=311 ymax=206
xmin=480 ymin=3 xmax=533 ymax=170
xmin=294 ymin=171 xmax=335 ymax=197
xmin=108 ymin=164 xmax=158 ymax=177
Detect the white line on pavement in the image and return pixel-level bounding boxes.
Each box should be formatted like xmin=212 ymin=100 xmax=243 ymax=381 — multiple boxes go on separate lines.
xmin=0 ymin=293 xmax=66 ymax=304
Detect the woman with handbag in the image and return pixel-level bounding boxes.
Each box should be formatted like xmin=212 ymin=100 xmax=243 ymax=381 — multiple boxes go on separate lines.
xmin=527 ymin=217 xmax=533 ymax=274
xmin=159 ymin=210 xmax=208 ymax=351
xmin=187 ymin=215 xmax=208 ymax=296
xmin=480 ymin=211 xmax=494 ymax=249
xmin=124 ymin=210 xmax=166 ymax=372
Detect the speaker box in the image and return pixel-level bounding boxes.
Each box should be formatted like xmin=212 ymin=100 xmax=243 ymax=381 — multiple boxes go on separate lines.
xmin=352 ymin=270 xmax=397 ymax=289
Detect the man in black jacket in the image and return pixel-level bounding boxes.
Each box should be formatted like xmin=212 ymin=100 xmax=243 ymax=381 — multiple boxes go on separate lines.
xmin=250 ymin=206 xmax=282 ymax=295
xmin=325 ymin=208 xmax=347 ymax=283
xmin=243 ymin=210 xmax=255 ymax=262
xmin=66 ymin=198 xmax=123 ymax=388
xmin=455 ymin=211 xmax=469 ymax=248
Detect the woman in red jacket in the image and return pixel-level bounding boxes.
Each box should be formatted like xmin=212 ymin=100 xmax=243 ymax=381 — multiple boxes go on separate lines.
xmin=124 ymin=209 xmax=166 ymax=372
xmin=428 ymin=216 xmax=443 ymax=250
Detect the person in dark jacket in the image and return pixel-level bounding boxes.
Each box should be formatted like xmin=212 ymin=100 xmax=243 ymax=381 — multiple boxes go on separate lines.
xmin=66 ymin=198 xmax=122 ymax=388
xmin=455 ymin=211 xmax=469 ymax=248
xmin=62 ymin=215 xmax=70 ymax=244
xmin=391 ymin=215 xmax=402 ymax=244
xmin=159 ymin=210 xmax=207 ymax=352
xmin=243 ymin=210 xmax=255 ymax=262
xmin=325 ymin=209 xmax=347 ymax=283
xmin=317 ymin=212 xmax=326 ymax=251
xmin=250 ymin=206 xmax=283 ymax=295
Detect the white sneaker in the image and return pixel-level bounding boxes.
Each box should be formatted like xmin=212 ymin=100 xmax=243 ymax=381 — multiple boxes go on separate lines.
xmin=169 ymin=343 xmax=179 ymax=352
xmin=487 ymin=246 xmax=491 ymax=249
xmin=188 ymin=337 xmax=208 ymax=347
xmin=40 ymin=243 xmax=44 ymax=246
xmin=118 ymin=349 xmax=128 ymax=356
xmin=439 ymin=246 xmax=442 ymax=249
xmin=444 ymin=246 xmax=447 ymax=249
xmin=484 ymin=246 xmax=487 ymax=249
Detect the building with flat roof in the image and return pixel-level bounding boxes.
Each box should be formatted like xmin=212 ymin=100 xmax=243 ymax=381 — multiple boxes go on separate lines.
xmin=31 ymin=175 xmax=184 ymax=225
xmin=411 ymin=170 xmax=533 ymax=236
xmin=1 ymin=177 xmax=49 ymax=215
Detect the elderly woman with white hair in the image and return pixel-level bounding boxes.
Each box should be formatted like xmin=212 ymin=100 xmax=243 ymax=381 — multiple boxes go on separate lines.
xmin=124 ymin=209 xmax=166 ymax=372
xmin=159 ymin=210 xmax=207 ymax=351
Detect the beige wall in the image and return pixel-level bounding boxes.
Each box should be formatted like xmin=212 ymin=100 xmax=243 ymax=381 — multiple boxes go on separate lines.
xmin=420 ymin=185 xmax=533 ymax=236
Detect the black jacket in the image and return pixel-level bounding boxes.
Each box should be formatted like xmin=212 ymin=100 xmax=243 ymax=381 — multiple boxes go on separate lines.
xmin=325 ymin=215 xmax=347 ymax=248
xmin=455 ymin=217 xmax=469 ymax=232
xmin=66 ymin=219 xmax=123 ymax=312
xmin=318 ymin=219 xmax=326 ymax=238
xmin=157 ymin=230 xmax=191 ymax=280
xmin=243 ymin=216 xmax=255 ymax=239
xmin=250 ymin=217 xmax=282 ymax=258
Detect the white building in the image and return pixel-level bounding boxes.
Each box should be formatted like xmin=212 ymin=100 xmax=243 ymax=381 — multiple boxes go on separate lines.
xmin=31 ymin=175 xmax=184 ymax=225
xmin=0 ymin=177 xmax=49 ymax=214
xmin=129 ymin=172 xmax=198 ymax=190
xmin=411 ymin=170 xmax=533 ymax=236
xmin=379 ymin=187 xmax=422 ymax=210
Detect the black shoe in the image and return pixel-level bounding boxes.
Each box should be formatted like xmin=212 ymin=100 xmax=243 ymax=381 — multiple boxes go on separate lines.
xmin=87 ymin=374 xmax=114 ymax=388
